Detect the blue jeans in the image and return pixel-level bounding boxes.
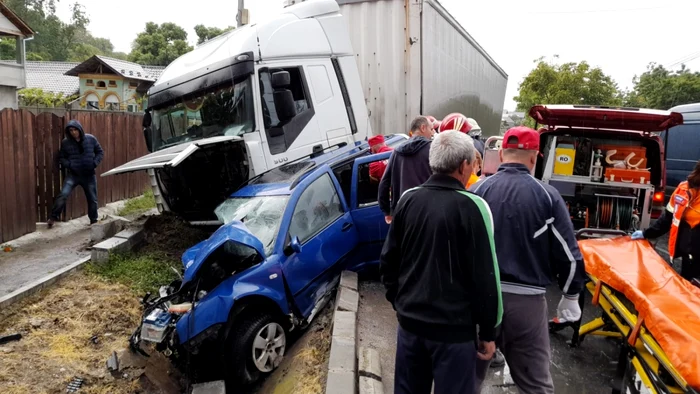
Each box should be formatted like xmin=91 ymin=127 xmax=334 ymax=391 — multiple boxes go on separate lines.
xmin=394 ymin=325 xmax=477 ymax=394
xmin=50 ymin=173 xmax=98 ymax=222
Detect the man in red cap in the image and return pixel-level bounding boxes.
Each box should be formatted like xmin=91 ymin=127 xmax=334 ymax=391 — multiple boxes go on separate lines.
xmin=368 ymin=135 xmax=393 ymax=183
xmin=469 ymin=126 xmax=586 ymax=393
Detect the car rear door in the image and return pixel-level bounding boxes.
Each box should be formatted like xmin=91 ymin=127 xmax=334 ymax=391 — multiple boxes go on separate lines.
xmin=280 ymin=170 xmax=359 ymax=319
xmin=346 ymin=151 xmax=392 ymax=272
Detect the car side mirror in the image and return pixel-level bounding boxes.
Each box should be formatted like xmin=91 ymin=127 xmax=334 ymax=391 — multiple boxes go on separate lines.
xmin=284 ymin=236 xmax=302 ymax=256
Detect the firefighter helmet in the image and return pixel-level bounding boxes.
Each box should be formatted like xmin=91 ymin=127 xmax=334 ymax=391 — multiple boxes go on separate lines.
xmin=439 ymin=113 xmax=472 ymax=134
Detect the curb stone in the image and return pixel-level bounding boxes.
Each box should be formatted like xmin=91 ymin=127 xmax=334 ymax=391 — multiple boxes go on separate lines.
xmin=326 ymin=270 xmax=359 ymax=394
xmin=91 ymin=226 xmax=145 ymax=263
xmin=0 ymin=256 xmax=91 ymax=310
xmin=359 ymin=347 xmax=384 ymax=394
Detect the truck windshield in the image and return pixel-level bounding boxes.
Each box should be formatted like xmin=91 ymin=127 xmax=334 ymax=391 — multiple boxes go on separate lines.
xmin=150 ymin=77 xmax=254 ymax=151
xmin=214 ymin=196 xmax=289 ymax=255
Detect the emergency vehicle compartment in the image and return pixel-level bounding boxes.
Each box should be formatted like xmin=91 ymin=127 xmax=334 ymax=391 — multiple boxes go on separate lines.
xmin=537 ymin=131 xmax=661 ymax=232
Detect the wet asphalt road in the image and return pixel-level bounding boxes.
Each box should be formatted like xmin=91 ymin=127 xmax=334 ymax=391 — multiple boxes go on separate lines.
xmin=358 ymin=281 xmax=620 ymax=394
xmin=357 ymin=234 xmax=675 ymax=394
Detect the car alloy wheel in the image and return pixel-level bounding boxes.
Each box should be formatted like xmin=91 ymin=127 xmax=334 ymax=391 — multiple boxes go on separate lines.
xmin=251 ymin=322 xmax=286 ymax=372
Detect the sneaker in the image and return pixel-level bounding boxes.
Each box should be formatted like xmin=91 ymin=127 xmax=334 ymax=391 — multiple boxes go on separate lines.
xmin=490 ymin=349 xmax=505 ymax=368
xmin=47 ymin=218 xmax=55 ymax=229
xmin=89 ymin=220 xmax=98 ymax=226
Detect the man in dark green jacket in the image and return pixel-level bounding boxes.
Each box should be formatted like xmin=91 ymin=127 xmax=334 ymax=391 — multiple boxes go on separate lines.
xmin=380 ymin=130 xmax=502 ymax=394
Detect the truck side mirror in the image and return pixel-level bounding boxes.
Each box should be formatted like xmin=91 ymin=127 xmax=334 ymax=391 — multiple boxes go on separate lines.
xmin=143 ymin=112 xmax=153 ymax=153
xmin=271 ymin=71 xmax=296 ymax=123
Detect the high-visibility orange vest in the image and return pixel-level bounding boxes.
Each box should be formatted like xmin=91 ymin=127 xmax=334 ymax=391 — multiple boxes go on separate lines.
xmin=668 ymin=181 xmax=694 ymax=259
xmin=466 ymin=173 xmax=480 ymax=189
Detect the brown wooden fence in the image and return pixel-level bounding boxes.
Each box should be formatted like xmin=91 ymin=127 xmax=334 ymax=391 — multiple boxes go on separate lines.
xmin=0 ymin=109 xmax=149 ymax=243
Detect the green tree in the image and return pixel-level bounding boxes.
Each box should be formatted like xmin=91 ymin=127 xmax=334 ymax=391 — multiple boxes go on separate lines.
xmin=129 ymin=22 xmax=192 ymax=66
xmin=18 ymin=87 xmax=76 ymax=107
xmin=624 ymin=63 xmax=700 ymax=109
xmin=0 ymin=37 xmax=16 ymax=60
xmin=514 ymin=57 xmax=623 ymax=112
xmin=194 ymin=24 xmax=234 ymax=44
xmin=2 ymin=0 xmax=121 ymax=61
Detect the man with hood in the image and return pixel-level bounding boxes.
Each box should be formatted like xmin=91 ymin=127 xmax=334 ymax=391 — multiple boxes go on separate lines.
xmin=378 ymin=116 xmax=434 ymax=224
xmin=47 ymin=120 xmax=104 ymax=228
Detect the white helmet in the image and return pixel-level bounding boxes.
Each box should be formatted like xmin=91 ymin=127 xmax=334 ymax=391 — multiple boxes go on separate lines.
xmin=467 ymin=118 xmax=482 ymax=138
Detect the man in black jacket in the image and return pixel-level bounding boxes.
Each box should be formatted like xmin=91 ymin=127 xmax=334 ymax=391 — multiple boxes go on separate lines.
xmin=380 ymin=130 xmax=502 ymax=394
xmin=47 ymin=119 xmax=104 ymax=227
xmin=378 ymin=116 xmax=433 ymax=224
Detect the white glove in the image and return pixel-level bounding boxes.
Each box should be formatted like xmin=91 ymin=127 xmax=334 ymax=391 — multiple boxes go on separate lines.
xmin=557 ymin=295 xmax=581 ymax=323
xmin=631 ymin=230 xmax=644 ymax=240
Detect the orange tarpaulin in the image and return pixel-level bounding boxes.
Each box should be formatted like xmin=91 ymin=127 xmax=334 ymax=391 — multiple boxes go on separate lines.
xmin=579 ymin=236 xmax=700 ymax=389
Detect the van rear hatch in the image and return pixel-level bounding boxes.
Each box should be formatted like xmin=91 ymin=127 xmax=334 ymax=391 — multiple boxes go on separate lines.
xmin=529 ymin=105 xmax=683 ymax=132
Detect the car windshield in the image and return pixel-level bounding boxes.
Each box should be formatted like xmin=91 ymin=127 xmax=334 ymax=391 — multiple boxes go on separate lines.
xmin=150 ymin=77 xmax=255 ymax=151
xmin=214 ymin=196 xmax=289 ymax=255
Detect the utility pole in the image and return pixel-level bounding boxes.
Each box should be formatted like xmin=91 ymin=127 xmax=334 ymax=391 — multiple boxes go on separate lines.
xmin=236 ymin=0 xmax=245 ymax=28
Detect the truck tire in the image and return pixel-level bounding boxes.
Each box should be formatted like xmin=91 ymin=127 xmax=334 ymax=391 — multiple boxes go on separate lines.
xmin=225 ymin=312 xmax=287 ymax=388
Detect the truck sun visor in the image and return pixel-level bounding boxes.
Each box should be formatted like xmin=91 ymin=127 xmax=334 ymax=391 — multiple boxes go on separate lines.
xmin=147 ymin=51 xmax=255 ymax=110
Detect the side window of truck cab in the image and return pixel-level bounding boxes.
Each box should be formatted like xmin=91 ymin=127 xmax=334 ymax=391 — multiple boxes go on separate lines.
xmin=259 ymin=67 xmax=315 ymax=155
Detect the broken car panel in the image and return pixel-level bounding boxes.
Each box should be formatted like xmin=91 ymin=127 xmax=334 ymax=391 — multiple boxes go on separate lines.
xmin=132 ymin=134 xmax=407 ymax=386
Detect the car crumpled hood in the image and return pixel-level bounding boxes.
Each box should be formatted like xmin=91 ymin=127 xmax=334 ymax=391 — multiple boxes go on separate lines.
xmin=181 ymin=221 xmax=266 ymax=284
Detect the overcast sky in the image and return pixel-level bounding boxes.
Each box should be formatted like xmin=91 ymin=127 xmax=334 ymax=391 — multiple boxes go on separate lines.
xmin=56 ymin=0 xmax=700 ymax=111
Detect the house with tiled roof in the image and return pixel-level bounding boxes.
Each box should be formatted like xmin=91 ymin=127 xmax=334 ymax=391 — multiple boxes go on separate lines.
xmin=24 ymin=55 xmax=165 ymax=112
xmin=0 ymin=2 xmax=34 ymax=109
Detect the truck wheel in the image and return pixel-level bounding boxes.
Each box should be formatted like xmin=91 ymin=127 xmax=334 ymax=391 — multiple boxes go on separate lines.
xmin=225 ymin=313 xmax=286 ymax=386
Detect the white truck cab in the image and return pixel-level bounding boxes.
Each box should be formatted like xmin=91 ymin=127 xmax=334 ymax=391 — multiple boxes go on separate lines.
xmin=103 ymin=0 xmax=370 ymax=222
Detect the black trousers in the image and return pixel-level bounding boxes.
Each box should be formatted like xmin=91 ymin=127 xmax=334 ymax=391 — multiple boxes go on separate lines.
xmin=681 ymin=256 xmax=700 ymax=281
xmin=394 ymin=325 xmax=477 ymax=394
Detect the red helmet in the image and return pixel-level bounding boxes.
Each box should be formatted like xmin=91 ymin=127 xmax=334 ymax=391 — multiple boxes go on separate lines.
xmin=439 ymin=113 xmax=472 ymax=134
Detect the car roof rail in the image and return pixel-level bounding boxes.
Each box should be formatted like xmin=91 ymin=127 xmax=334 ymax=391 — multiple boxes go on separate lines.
xmin=239 ymin=141 xmax=354 ymax=190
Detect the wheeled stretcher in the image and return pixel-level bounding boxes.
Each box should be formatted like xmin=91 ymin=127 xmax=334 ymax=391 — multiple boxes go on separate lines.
xmin=549 ymin=229 xmax=700 ymax=394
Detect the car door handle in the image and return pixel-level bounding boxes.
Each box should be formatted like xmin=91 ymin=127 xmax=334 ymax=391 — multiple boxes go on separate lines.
xmin=341 ymin=222 xmax=353 ymax=232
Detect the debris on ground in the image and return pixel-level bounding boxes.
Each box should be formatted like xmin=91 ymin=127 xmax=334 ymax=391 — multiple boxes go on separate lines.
xmin=0 ymin=271 xmax=181 ymax=394
xmin=140 ymin=212 xmax=211 ymax=259
xmin=66 ymin=377 xmax=84 ymax=393
xmin=256 ymin=303 xmax=333 ymax=394
xmin=2 ymin=244 xmax=13 ymax=253
xmin=0 ymin=333 xmax=22 ymax=345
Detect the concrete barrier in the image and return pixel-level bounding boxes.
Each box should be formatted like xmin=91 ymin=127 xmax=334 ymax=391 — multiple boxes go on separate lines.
xmin=326 ymin=271 xmax=360 ymax=394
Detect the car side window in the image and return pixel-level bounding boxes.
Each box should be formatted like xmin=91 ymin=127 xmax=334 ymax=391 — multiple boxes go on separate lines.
xmin=258 ymin=66 xmax=314 ymax=155
xmin=289 ymin=173 xmax=344 ymax=243
xmin=357 ymin=158 xmax=387 ymax=207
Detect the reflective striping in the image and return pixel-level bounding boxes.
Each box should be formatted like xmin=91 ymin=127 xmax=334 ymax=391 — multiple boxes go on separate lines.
xmin=551 ymin=224 xmax=577 ymax=293
xmin=533 ymin=217 xmax=554 ymax=239
xmin=456 ymin=190 xmax=503 ymax=327
xmin=528 ymin=175 xmax=552 ymax=207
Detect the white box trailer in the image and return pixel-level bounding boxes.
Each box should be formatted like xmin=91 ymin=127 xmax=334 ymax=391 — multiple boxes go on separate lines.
xmin=338 ymin=0 xmax=508 ymax=136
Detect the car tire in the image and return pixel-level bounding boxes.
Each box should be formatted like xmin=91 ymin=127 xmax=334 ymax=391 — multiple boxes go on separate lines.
xmin=225 ymin=312 xmax=286 ymax=388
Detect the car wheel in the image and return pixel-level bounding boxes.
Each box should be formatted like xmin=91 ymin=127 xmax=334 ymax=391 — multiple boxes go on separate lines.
xmin=225 ymin=313 xmax=286 ymax=387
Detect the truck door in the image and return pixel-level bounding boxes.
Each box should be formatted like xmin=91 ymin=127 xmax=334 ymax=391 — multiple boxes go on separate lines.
xmin=257 ymin=65 xmax=324 ymax=167
xmin=281 ymin=171 xmax=358 ymax=318
xmin=347 ymin=151 xmax=393 ymax=272
xmin=304 ymin=61 xmax=353 ymax=147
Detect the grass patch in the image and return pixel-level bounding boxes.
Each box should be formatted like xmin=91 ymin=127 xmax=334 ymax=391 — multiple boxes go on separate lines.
xmin=117 ymin=188 xmax=156 ymax=217
xmin=85 ymin=251 xmax=179 ymax=294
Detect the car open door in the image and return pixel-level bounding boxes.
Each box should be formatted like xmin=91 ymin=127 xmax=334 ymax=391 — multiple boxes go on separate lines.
xmin=346 ymin=151 xmax=392 ymax=272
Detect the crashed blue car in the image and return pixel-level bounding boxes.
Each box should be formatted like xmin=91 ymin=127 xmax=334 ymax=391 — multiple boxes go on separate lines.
xmin=132 ymin=135 xmax=407 ymax=386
